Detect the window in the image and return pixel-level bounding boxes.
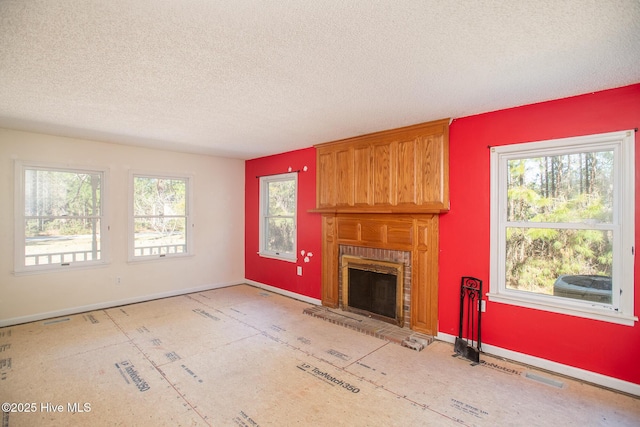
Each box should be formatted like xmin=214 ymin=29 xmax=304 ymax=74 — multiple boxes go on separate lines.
xmin=259 ymin=172 xmax=297 ymax=261
xmin=489 ymin=130 xmax=636 ymax=325
xmin=130 ymin=174 xmax=191 ymax=260
xmin=15 ymin=162 xmax=107 ymax=273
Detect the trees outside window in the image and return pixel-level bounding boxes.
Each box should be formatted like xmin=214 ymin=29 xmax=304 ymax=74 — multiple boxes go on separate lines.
xmin=489 ymin=130 xmax=635 ymax=325
xmin=131 ymin=174 xmax=190 ymax=259
xmin=16 ymin=163 xmax=107 ymax=272
xmin=259 ymin=173 xmax=297 ymax=261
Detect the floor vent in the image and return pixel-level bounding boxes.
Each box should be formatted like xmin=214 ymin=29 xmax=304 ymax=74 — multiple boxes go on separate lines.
xmin=43 ymin=317 xmax=70 ymax=325
xmin=525 ymin=372 xmax=564 ymax=388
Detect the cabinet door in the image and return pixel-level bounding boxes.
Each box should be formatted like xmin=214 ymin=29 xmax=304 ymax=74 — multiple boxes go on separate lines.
xmin=372 ymin=141 xmax=394 ymax=205
xmin=353 ymin=144 xmax=372 ymax=206
xmin=395 ymin=137 xmax=418 ymax=206
xmin=417 ymin=133 xmax=445 ymax=205
xmin=334 ymin=148 xmax=354 ymax=206
xmin=317 ymin=150 xmax=336 ymax=208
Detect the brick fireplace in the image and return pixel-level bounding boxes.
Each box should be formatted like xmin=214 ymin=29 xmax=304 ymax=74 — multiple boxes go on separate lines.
xmin=319 ymin=213 xmax=439 ymax=335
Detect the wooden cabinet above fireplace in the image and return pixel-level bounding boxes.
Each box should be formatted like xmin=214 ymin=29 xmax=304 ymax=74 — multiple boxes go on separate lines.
xmin=313 ymin=118 xmax=449 ymax=213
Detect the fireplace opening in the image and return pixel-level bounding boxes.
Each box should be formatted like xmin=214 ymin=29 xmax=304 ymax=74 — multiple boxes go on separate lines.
xmin=348 ymin=269 xmax=396 ymax=319
xmin=341 ymin=255 xmax=404 ymax=326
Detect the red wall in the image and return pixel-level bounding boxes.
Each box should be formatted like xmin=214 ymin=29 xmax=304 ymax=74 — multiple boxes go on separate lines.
xmin=245 ymin=147 xmax=322 ymax=300
xmin=244 ymin=84 xmax=640 ymax=385
xmin=440 ymin=83 xmax=640 ymax=384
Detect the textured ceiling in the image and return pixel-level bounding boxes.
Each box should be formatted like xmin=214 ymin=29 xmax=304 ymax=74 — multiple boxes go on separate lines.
xmin=1 ymin=1 xmax=639 ymax=159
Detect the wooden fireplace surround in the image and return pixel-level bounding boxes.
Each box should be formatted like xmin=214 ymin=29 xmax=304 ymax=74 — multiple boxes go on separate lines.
xmin=313 ymin=119 xmax=449 ymax=336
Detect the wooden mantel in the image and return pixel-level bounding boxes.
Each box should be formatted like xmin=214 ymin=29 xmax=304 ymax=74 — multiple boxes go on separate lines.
xmin=314 ymin=119 xmax=449 ymax=336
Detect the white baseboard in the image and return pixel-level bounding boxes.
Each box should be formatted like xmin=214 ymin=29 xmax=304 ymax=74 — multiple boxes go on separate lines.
xmin=244 ymin=279 xmax=322 ymax=306
xmin=436 ymin=332 xmax=640 ymax=397
xmin=0 ymin=280 xmax=245 ymax=328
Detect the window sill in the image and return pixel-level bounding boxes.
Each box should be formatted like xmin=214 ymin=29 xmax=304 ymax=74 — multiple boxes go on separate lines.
xmin=487 ymin=292 xmax=638 ymax=326
xmin=14 ymin=261 xmax=109 ymax=276
xmin=128 ymin=253 xmax=193 ymax=264
xmin=257 ymin=252 xmax=297 ymax=263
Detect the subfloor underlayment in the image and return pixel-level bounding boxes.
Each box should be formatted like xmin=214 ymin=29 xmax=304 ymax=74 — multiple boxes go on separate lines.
xmin=1 ymin=284 xmax=638 ymax=426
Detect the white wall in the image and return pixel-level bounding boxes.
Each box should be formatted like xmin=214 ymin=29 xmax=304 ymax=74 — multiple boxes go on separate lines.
xmin=0 ymin=128 xmax=245 ymax=325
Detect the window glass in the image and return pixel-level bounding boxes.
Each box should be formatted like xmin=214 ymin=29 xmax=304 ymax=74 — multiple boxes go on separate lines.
xmin=505 ymin=227 xmax=613 ymax=303
xmin=505 ymin=150 xmax=615 ymax=304
xmin=507 ymin=151 xmax=613 ymax=223
xmin=260 ymin=173 xmax=297 ymax=260
xmin=19 ymin=165 xmax=104 ymax=271
xmin=132 ymin=176 xmax=188 ymax=258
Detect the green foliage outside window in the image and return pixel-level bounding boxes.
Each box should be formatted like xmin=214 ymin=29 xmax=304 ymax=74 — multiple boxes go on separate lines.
xmin=265 ymin=179 xmax=295 ymax=255
xmin=23 ymin=168 xmax=102 ymax=266
xmin=505 ymin=151 xmax=614 ymax=296
xmin=25 ymin=169 xmax=101 ymax=236
xmin=133 ymin=176 xmax=187 ymax=256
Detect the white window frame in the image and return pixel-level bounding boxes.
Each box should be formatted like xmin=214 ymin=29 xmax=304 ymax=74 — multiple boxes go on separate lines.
xmin=258 ymin=172 xmax=297 ymax=262
xmin=14 ymin=161 xmax=109 ymax=274
xmin=128 ymin=171 xmax=193 ymax=262
xmin=489 ymin=130 xmax=636 ymax=325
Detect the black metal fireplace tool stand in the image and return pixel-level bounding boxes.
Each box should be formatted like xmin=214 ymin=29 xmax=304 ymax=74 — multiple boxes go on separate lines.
xmin=454 ymin=276 xmax=483 ymax=364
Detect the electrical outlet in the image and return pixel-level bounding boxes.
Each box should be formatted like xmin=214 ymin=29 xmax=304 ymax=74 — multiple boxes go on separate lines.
xmin=297 ymin=266 xmax=302 ymax=276
xmin=116 ymin=277 xmax=121 ymax=285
